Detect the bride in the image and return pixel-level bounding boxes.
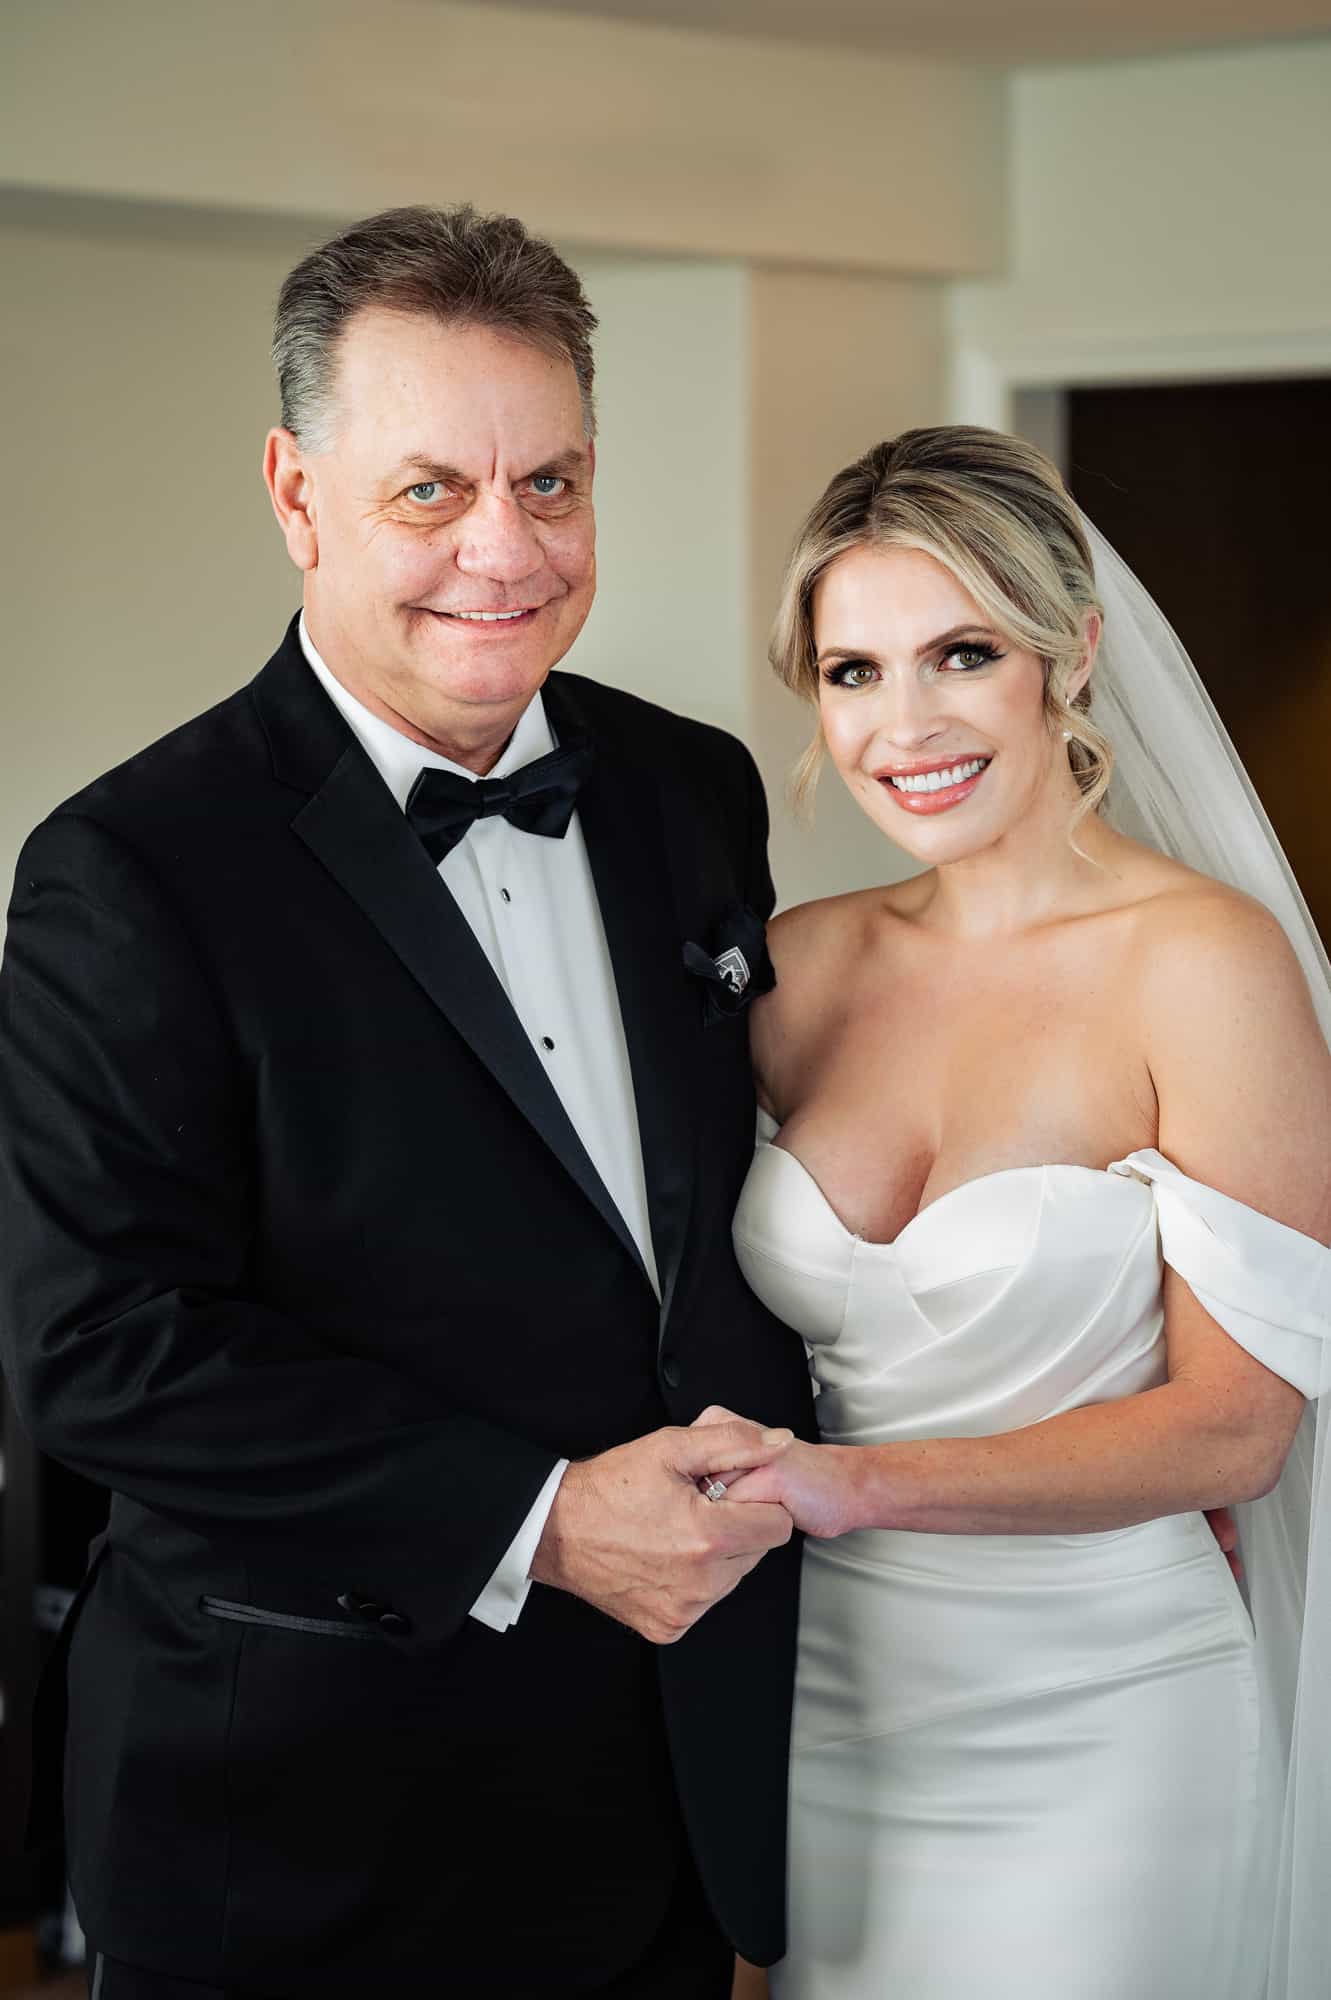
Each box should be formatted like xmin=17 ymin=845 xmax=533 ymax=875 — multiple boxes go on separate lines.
xmin=713 ymin=428 xmax=1331 ymax=1998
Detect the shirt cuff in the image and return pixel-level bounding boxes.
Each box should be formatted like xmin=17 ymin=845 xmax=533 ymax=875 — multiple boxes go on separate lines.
xmin=468 ymin=1458 xmax=569 ymax=1633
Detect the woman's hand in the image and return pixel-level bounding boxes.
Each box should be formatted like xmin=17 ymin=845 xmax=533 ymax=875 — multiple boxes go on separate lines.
xmin=721 ymin=1443 xmax=860 ymax=1539
xmin=691 ymin=1407 xmax=860 ymax=1540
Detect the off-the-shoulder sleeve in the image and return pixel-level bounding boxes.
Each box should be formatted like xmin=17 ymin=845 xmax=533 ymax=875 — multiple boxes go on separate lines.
xmin=1108 ymin=1149 xmax=1331 ymax=1396
xmin=1114 ymin=1147 xmax=1331 ymax=1995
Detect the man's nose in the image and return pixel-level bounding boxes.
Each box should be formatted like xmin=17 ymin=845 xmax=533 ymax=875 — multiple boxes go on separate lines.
xmin=454 ymin=492 xmax=545 ymax=584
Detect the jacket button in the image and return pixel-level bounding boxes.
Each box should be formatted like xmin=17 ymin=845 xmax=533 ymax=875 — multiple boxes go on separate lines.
xmin=336 ymin=1592 xmax=360 ymax=1616
xmin=356 ymin=1600 xmax=386 ymax=1622
xmin=378 ymin=1611 xmax=411 ymax=1634
xmin=660 ymin=1355 xmax=682 ymax=1390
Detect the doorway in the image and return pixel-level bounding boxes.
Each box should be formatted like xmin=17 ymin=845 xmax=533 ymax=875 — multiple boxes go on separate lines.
xmin=1016 ymin=375 xmax=1331 ymax=947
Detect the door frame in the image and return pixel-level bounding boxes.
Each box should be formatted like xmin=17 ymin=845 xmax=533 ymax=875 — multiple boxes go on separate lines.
xmin=947 ymin=329 xmax=1331 ymax=435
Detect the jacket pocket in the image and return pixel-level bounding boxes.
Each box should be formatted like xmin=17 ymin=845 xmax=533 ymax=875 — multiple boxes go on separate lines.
xmin=199 ymin=1596 xmax=383 ymax=1641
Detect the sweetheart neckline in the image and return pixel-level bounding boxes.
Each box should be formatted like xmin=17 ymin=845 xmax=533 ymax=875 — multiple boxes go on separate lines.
xmin=756 ymin=1141 xmax=1132 ymax=1251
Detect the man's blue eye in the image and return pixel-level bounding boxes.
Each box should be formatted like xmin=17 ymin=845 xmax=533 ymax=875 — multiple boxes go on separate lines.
xmin=407 ymin=482 xmax=443 ymax=503
xmin=530 ymin=475 xmax=565 ymax=497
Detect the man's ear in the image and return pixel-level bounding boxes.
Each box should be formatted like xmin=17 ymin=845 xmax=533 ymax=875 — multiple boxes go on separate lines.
xmin=1068 ymin=609 xmax=1102 ymax=705
xmin=263 ymin=428 xmax=319 ymax=572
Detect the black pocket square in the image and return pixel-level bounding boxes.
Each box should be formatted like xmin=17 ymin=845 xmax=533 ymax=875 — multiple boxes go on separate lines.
xmin=682 ymin=903 xmax=776 ymax=1024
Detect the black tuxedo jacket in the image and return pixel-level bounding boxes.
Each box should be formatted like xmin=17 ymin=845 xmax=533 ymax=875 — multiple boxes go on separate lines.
xmin=0 ymin=620 xmax=815 ymax=1992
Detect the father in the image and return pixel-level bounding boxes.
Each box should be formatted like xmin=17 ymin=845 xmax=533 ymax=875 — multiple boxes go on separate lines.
xmin=0 ymin=206 xmax=815 ymax=1997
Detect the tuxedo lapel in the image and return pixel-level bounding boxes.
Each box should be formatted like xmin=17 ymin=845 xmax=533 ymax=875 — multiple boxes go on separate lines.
xmin=254 ymin=633 xmax=650 ymax=1283
xmin=545 ymin=678 xmax=698 ymax=1337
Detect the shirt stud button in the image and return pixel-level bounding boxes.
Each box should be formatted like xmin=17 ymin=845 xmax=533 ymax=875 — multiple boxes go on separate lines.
xmin=541 ymin=1036 xmax=555 ymax=1051
xmin=500 ymin=887 xmax=512 ymax=903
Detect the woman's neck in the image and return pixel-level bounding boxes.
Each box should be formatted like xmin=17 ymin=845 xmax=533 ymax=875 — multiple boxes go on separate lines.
xmin=905 ymin=786 xmax=1130 ymax=943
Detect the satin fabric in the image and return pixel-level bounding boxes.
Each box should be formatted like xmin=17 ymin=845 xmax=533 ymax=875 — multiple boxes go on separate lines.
xmin=734 ymin=1125 xmax=1331 ymax=1998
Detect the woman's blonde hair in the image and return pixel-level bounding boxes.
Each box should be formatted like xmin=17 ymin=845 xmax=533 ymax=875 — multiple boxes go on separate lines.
xmin=770 ymin=426 xmax=1111 ymax=831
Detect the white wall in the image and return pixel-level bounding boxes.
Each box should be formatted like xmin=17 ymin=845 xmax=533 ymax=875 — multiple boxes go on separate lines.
xmin=0 ymin=199 xmax=303 ymax=884
xmin=565 ymin=258 xmax=750 ymax=740
xmin=948 ymin=38 xmax=1331 ymax=412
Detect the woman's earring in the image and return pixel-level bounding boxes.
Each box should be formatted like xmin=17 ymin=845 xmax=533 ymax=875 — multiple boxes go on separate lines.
xmin=1061 ymin=728 xmax=1073 ymax=740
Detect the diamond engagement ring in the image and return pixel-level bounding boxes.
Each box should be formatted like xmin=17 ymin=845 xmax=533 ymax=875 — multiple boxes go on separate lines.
xmin=702 ymin=1479 xmax=728 ymax=1503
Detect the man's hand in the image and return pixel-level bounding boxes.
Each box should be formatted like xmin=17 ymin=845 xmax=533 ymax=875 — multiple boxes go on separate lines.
xmin=530 ymin=1418 xmax=794 ymax=1644
xmin=1205 ymin=1505 xmax=1242 ymax=1582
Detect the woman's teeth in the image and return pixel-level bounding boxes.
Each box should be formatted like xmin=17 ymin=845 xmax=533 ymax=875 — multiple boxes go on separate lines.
xmin=888 ymin=758 xmax=989 ymax=794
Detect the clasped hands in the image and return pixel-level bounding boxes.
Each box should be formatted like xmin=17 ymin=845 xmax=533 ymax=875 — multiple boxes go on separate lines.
xmin=531 ymin=1405 xmax=1243 ymax=1646
xmin=530 ymin=1406 xmax=799 ymax=1645
xmin=693 ymin=1408 xmax=1244 ymax=1583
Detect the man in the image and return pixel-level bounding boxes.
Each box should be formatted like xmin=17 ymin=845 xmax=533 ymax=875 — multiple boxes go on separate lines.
xmin=0 ymin=206 xmax=815 ymax=1998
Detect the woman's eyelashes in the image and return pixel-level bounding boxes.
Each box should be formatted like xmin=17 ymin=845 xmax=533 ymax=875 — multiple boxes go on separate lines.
xmin=943 ymin=639 xmax=1005 ymax=672
xmin=821 ymin=658 xmax=877 ymax=688
xmin=821 ymin=639 xmax=1006 ymax=688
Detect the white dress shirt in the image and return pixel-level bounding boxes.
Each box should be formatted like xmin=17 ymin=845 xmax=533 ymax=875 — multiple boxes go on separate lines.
xmin=300 ymin=619 xmax=659 ymax=1630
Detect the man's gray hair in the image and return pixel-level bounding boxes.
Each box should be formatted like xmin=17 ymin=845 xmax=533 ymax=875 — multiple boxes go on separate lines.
xmin=273 ymin=204 xmax=598 ymax=451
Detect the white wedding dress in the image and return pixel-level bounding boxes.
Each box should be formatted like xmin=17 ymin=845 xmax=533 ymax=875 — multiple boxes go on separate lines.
xmin=734 ymin=1116 xmax=1331 ymax=1998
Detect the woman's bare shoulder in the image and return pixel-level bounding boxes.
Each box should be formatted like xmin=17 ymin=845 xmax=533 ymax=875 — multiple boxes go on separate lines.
xmin=1085 ymin=832 xmax=1288 ymax=957
xmin=1131 ymin=869 xmax=1331 ymax=1229
xmin=769 ymin=877 xmax=926 ymax=974
xmin=1126 ymin=863 xmax=1302 ymax=972
xmin=753 ymin=887 xmax=909 ymax=1112
xmin=755 ymin=884 xmax=911 ymax=1000
xmin=770 ymin=887 xmax=876 ymax=957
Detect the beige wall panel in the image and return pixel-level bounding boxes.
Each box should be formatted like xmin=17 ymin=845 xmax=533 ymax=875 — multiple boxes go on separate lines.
xmin=748 ymin=266 xmax=947 ymax=910
xmin=0 ymin=203 xmax=303 ymax=896
xmin=566 ymin=257 xmax=750 ymax=739
xmin=949 ymin=40 xmax=1331 ymax=369
xmin=3 ymin=0 xmax=1004 ymax=276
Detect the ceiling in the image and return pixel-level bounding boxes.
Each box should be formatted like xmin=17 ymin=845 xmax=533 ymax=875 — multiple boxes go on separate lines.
xmin=496 ymin=0 xmax=1331 ymax=64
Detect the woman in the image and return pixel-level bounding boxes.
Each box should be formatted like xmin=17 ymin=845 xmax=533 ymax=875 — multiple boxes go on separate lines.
xmin=714 ymin=429 xmax=1331 ymax=1997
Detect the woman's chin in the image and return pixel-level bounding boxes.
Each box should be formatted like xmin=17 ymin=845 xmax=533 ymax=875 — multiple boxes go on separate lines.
xmin=856 ymin=785 xmax=1004 ymax=865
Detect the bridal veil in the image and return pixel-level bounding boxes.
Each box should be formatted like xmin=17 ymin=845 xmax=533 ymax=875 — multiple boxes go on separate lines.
xmin=1087 ymin=521 xmax=1331 ymax=2000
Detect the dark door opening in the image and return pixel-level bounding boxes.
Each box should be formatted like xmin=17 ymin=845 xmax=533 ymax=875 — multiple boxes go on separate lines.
xmin=1064 ymin=375 xmax=1331 ymax=947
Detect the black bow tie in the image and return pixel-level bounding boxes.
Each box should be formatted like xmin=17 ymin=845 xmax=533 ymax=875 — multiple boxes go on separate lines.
xmin=404 ymin=737 xmax=594 ymax=865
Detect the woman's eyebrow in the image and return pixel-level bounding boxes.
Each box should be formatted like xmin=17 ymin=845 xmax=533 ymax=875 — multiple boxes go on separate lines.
xmin=816 ymin=624 xmax=1002 ymax=668
xmin=914 ymin=623 xmax=1003 ymax=658
xmin=815 ymin=643 xmax=881 ymax=666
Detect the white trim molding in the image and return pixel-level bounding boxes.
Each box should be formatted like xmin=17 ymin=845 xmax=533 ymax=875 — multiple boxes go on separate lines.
xmin=951 ymin=328 xmax=1331 ymax=428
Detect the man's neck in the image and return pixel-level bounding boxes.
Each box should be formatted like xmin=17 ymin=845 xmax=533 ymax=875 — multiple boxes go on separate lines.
xmin=298 ymin=614 xmax=533 ymax=774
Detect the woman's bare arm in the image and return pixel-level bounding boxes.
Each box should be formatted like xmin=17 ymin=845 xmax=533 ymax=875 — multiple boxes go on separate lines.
xmin=726 ymin=890 xmax=1331 ymax=1539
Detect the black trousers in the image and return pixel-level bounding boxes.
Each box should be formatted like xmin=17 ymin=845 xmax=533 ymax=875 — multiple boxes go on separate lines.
xmin=87 ymin=1845 xmax=734 ymax=1999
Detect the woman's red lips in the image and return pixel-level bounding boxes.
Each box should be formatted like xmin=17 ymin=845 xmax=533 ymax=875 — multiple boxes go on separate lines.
xmin=876 ymin=754 xmax=992 ymax=815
